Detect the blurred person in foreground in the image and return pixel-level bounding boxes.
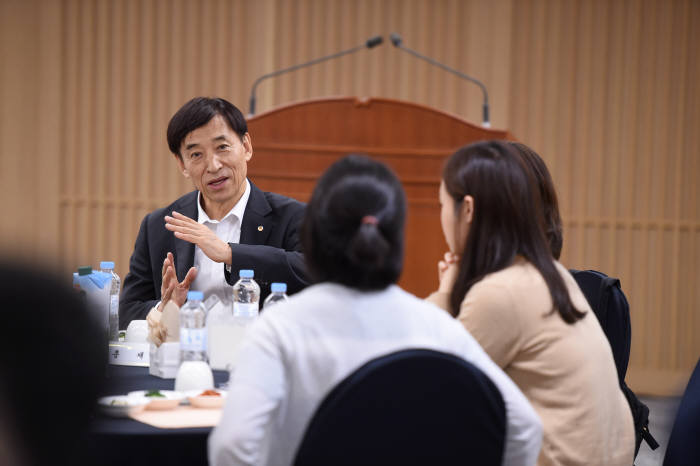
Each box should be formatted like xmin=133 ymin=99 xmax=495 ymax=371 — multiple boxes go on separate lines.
xmin=0 ymin=260 xmax=107 ymax=466
xmin=208 ymin=155 xmax=542 ymax=466
xmin=427 ymin=141 xmax=634 ymax=465
xmin=120 ymin=97 xmax=308 ymax=329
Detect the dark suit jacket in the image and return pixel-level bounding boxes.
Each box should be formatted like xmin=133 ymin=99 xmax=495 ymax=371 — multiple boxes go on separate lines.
xmin=119 ymin=182 xmax=308 ymax=327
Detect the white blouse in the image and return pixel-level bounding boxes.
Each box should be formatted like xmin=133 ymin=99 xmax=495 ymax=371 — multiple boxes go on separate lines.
xmin=208 ymin=283 xmax=542 ymax=466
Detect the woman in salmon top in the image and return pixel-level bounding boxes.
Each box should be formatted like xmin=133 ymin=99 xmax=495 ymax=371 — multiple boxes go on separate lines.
xmin=427 ymin=141 xmax=634 ymax=465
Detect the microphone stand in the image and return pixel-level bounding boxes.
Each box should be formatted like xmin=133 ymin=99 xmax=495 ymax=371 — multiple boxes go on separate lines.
xmin=248 ymin=36 xmax=384 ymax=116
xmin=390 ymin=33 xmax=491 ymax=128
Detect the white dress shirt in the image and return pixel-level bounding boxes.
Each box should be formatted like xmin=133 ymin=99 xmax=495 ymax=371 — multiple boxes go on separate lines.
xmin=208 ymin=283 xmax=542 ymax=466
xmin=190 ymin=180 xmax=250 ymax=302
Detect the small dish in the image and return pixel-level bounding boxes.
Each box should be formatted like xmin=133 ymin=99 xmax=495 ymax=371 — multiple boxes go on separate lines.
xmin=128 ymin=390 xmax=185 ymax=410
xmin=186 ymin=389 xmax=227 ymax=409
xmin=98 ymin=395 xmax=148 ymax=418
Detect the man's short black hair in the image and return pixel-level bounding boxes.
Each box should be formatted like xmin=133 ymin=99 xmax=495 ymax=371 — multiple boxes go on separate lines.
xmin=166 ymin=97 xmax=248 ymax=159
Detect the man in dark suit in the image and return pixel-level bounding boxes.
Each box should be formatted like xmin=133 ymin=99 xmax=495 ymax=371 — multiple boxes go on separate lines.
xmin=119 ymin=97 xmax=308 ymax=328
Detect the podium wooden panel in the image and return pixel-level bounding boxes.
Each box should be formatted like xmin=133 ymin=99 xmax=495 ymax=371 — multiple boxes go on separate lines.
xmin=247 ymin=97 xmax=512 ymax=297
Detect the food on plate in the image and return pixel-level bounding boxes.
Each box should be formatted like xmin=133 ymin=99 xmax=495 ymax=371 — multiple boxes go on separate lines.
xmin=187 ymin=389 xmax=227 ymax=408
xmin=110 ymin=399 xmax=130 ymax=406
xmin=98 ymin=395 xmax=147 ymax=418
xmin=126 ymin=390 xmax=185 ymax=410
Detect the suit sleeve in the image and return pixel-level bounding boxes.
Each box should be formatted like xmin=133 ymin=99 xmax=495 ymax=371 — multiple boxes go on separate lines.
xmin=119 ymin=214 xmax=160 ymax=328
xmin=224 ymin=206 xmax=308 ymax=296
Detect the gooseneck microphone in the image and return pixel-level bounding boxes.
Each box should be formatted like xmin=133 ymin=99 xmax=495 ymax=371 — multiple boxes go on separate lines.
xmin=248 ymin=35 xmax=384 ymax=116
xmin=389 ymin=33 xmax=491 ymax=128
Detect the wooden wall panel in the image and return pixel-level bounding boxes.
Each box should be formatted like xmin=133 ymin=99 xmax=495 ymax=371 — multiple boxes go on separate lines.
xmin=0 ymin=0 xmax=62 ymax=263
xmin=508 ymin=0 xmax=700 ymax=395
xmin=266 ymin=0 xmax=512 ymax=127
xmin=0 ymin=0 xmax=698 ymax=395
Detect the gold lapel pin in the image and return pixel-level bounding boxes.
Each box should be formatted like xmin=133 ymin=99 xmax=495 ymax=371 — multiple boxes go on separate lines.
xmin=257 ymin=225 xmax=264 ymax=231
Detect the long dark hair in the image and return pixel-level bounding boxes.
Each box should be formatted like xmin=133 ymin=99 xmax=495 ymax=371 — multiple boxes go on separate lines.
xmin=444 ymin=140 xmax=584 ymax=323
xmin=301 ymin=154 xmax=406 ymax=290
xmin=509 ymin=142 xmax=563 ymax=259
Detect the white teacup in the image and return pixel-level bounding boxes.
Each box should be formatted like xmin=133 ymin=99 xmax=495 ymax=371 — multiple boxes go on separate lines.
xmin=175 ymin=361 xmax=214 ymax=392
xmin=125 ymin=320 xmax=149 ymax=342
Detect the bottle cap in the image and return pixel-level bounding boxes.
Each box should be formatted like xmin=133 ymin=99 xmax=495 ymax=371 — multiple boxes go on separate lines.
xmin=271 ymin=282 xmax=287 ymax=293
xmin=239 ymin=269 xmax=254 ymax=279
xmin=187 ymin=291 xmax=204 ymax=301
xmin=100 ymin=261 xmax=115 ymax=270
xmin=78 ymin=266 xmax=93 ymax=276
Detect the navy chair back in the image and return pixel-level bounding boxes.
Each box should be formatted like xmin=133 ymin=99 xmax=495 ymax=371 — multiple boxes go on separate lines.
xmin=294 ymin=349 xmax=506 ymax=466
xmin=664 ymin=357 xmax=700 ymax=465
xmin=570 ymin=269 xmax=631 ymax=381
xmin=570 ymin=269 xmax=660 ymax=455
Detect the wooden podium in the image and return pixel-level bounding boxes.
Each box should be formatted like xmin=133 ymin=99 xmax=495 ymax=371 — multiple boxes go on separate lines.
xmin=247 ymin=97 xmax=512 ymax=298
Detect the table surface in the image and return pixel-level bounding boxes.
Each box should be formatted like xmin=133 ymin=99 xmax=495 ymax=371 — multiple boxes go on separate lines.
xmin=82 ymin=364 xmax=229 ymax=466
xmin=93 ymin=364 xmax=229 ymax=435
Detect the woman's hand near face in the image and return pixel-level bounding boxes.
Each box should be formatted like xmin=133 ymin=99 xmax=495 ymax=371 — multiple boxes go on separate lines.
xmin=437 ymin=252 xmax=459 ymax=293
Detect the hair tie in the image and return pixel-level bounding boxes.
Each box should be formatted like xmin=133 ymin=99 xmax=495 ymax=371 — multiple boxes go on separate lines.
xmin=361 ymin=215 xmax=379 ymax=226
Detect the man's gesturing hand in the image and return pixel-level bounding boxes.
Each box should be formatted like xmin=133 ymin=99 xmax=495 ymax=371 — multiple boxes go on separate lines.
xmin=164 ymin=211 xmax=232 ymax=265
xmin=159 ymin=252 xmax=198 ymax=311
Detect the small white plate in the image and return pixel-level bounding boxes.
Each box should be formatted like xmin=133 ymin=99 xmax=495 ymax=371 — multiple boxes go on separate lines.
xmin=128 ymin=390 xmax=185 ymax=410
xmin=98 ymin=395 xmax=148 ymax=418
xmin=185 ymin=389 xmax=227 ymax=409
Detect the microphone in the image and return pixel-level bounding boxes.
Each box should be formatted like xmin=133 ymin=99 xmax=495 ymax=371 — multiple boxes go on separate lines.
xmin=389 ymin=33 xmax=491 ymax=128
xmin=248 ymin=35 xmax=384 ymax=116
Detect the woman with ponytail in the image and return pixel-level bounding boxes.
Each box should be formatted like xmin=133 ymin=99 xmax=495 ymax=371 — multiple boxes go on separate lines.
xmin=427 ymin=141 xmax=634 ymax=465
xmin=210 ymin=154 xmax=542 ymax=466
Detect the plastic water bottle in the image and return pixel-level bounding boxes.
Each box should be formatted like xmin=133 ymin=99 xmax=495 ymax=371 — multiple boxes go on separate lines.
xmin=73 ymin=266 xmax=92 ymax=295
xmin=74 ymin=266 xmax=111 ymax=337
xmin=233 ymin=269 xmax=260 ymax=324
xmin=100 ymin=261 xmax=121 ymax=341
xmin=180 ymin=291 xmax=207 ymax=362
xmin=263 ymin=282 xmax=289 ymax=309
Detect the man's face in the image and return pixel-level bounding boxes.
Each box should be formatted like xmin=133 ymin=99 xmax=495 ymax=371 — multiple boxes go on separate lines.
xmin=176 ymin=115 xmax=252 ymax=214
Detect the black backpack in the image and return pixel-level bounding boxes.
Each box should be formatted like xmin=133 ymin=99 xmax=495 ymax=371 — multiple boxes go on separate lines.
xmin=569 ymin=269 xmax=659 ymax=457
